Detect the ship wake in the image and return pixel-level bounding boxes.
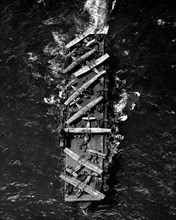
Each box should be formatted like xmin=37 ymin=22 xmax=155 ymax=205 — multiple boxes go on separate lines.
xmin=84 ymin=0 xmax=108 ymax=34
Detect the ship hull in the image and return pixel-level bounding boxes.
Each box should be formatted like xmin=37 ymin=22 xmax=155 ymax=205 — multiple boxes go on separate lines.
xmin=59 ymin=33 xmax=110 ymax=208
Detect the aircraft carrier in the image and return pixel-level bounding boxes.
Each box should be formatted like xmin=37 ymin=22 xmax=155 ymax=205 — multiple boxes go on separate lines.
xmin=58 ymin=30 xmax=123 ymax=209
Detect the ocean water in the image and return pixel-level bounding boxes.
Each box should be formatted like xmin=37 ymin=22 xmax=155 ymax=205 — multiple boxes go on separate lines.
xmin=0 ymin=0 xmax=176 ymax=219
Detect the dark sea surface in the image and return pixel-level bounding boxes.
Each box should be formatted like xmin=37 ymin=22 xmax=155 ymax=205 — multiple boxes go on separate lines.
xmin=0 ymin=0 xmax=176 ymax=220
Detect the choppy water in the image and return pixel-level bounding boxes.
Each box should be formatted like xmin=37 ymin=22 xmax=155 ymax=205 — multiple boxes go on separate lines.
xmin=0 ymin=0 xmax=176 ymax=219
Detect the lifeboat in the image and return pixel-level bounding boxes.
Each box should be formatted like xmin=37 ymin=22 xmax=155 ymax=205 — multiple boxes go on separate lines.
xmin=59 ymin=32 xmax=111 ymax=209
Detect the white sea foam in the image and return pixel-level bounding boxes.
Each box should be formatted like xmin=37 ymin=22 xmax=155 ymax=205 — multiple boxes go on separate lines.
xmin=43 ymin=17 xmax=60 ymax=25
xmin=7 ymin=194 xmax=20 ymax=202
xmin=84 ymin=0 xmax=108 ymax=34
xmin=111 ymin=0 xmax=117 ymax=11
xmin=27 ymin=52 xmax=38 ymax=61
xmin=43 ymin=30 xmax=69 ymax=106
xmin=114 ymin=91 xmax=140 ymax=121
xmin=44 ymin=95 xmax=56 ymax=105
xmin=114 ymin=90 xmax=128 ymax=114
xmin=43 ymin=31 xmax=68 ymax=79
